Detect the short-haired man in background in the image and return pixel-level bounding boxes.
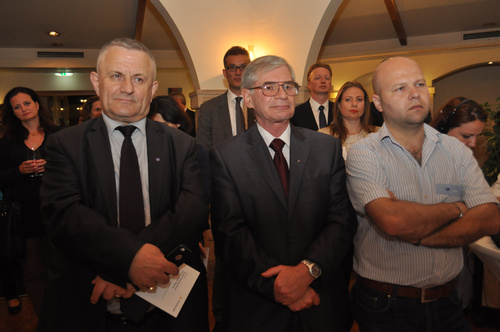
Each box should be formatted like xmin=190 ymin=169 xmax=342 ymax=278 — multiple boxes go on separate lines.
xmin=196 ymin=46 xmax=255 ymax=151
xmin=291 ymin=62 xmax=333 ymax=131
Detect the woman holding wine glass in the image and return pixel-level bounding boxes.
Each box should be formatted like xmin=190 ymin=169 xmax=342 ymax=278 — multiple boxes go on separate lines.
xmin=0 ymin=87 xmax=59 ymax=317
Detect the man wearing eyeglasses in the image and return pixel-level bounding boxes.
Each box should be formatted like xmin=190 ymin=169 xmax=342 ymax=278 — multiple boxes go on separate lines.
xmin=197 ymin=46 xmax=256 ymax=152
xmin=291 ymin=63 xmax=334 ymax=131
xmin=196 ymin=46 xmax=255 ymax=331
xmin=210 ymin=55 xmax=357 ymax=331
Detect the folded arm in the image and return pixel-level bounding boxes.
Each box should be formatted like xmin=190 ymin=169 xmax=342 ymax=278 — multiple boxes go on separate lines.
xmin=365 ymin=197 xmax=466 ymax=243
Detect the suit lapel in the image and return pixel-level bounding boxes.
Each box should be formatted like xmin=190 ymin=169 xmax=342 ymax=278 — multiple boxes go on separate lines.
xmin=288 ymin=126 xmax=309 ymax=219
xmin=219 ymin=91 xmax=233 ymax=138
xmin=146 ymin=119 xmax=172 ymax=220
xmin=246 ymin=127 xmax=288 ymax=209
xmin=87 ymin=119 xmax=118 ymax=226
xmin=306 ymin=99 xmax=319 ymax=131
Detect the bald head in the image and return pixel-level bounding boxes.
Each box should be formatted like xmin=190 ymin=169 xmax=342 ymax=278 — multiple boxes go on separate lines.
xmin=371 ymin=57 xmax=430 ymax=129
xmin=372 ymin=57 xmax=422 ymax=95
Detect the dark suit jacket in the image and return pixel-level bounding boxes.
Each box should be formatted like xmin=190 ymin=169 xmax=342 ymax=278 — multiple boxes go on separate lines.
xmin=291 ymin=99 xmax=334 ymax=131
xmin=186 ymin=108 xmax=196 ymax=137
xmin=39 ymin=118 xmax=209 ymax=332
xmin=210 ymin=125 xmax=357 ymax=332
xmin=196 ymin=91 xmax=256 ymax=151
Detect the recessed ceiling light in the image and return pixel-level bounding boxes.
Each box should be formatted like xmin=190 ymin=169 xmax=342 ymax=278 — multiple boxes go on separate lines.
xmin=48 ymin=31 xmax=60 ymax=37
xmin=55 ymin=72 xmax=73 ymax=77
xmin=488 ymin=61 xmax=494 ymax=65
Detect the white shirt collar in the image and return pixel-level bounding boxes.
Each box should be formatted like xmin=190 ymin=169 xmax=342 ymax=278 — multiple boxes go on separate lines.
xmin=102 ymin=113 xmax=147 ymax=137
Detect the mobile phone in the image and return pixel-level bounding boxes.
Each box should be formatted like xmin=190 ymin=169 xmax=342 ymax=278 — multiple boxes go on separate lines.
xmin=166 ymin=244 xmax=193 ymax=267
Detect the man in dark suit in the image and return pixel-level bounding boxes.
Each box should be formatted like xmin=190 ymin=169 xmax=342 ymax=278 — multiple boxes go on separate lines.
xmin=39 ymin=38 xmax=209 ymax=332
xmin=291 ymin=62 xmax=334 ymax=131
xmin=196 ymin=46 xmax=255 ymax=152
xmin=169 ymin=90 xmax=196 ymax=137
xmin=196 ymin=45 xmax=255 ymax=330
xmin=210 ymin=55 xmax=357 ymax=331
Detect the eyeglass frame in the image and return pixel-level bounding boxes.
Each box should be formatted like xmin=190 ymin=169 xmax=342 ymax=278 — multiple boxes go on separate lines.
xmin=225 ymin=64 xmax=248 ymax=72
xmin=247 ymin=81 xmax=300 ymax=97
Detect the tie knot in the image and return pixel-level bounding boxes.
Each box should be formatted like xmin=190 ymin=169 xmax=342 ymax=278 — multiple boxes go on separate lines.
xmin=270 ymin=138 xmax=285 ymax=152
xmin=319 ymin=105 xmax=325 ymax=111
xmin=235 ymin=96 xmax=242 ymax=104
xmin=117 ymin=126 xmax=137 ymax=138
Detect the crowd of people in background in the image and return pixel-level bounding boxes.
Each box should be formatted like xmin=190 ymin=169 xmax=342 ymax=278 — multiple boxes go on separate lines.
xmin=0 ymin=39 xmax=499 ymax=332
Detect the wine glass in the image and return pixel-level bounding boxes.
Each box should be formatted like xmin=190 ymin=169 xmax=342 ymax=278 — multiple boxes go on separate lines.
xmin=27 ymin=147 xmax=43 ymax=177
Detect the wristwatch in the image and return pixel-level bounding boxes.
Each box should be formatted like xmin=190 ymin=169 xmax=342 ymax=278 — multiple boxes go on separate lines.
xmin=300 ymin=259 xmax=322 ymax=279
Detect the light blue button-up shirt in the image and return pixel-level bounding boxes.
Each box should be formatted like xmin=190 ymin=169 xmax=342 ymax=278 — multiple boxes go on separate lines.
xmin=346 ymin=123 xmax=497 ymax=287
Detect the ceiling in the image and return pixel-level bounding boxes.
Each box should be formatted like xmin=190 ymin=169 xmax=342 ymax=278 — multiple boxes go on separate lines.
xmin=1 ymin=0 xmax=499 ymax=67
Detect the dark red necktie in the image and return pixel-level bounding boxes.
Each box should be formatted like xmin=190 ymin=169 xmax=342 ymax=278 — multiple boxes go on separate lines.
xmin=116 ymin=126 xmax=149 ymax=322
xmin=270 ymin=138 xmax=289 ymax=197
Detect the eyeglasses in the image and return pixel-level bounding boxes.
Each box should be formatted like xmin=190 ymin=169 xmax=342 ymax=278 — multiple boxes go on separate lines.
xmin=248 ymin=81 xmax=300 ymax=97
xmin=225 ymin=64 xmax=247 ymax=72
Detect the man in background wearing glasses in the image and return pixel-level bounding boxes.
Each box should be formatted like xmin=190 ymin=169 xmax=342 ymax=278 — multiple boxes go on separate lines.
xmin=197 ymin=46 xmax=256 ymax=152
xmin=197 ymin=46 xmax=255 ymax=331
xmin=210 ymin=55 xmax=357 ymax=331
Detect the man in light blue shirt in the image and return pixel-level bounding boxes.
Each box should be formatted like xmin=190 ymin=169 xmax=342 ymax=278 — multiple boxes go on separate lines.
xmin=346 ymin=57 xmax=500 ymax=332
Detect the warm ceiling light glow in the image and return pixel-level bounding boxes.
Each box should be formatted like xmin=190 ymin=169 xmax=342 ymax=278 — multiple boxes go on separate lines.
xmin=55 ymin=72 xmax=73 ymax=77
xmin=48 ymin=31 xmax=60 ymax=37
xmin=488 ymin=61 xmax=494 ymax=65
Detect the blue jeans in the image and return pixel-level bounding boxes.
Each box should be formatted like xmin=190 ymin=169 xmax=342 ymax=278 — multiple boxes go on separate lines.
xmin=351 ymin=281 xmax=471 ymax=332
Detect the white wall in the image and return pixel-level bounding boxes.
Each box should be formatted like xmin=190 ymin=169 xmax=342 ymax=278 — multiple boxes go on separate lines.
xmin=433 ymin=66 xmax=500 ymax=112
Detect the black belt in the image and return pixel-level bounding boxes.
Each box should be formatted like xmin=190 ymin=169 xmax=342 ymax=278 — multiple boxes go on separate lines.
xmin=357 ymin=276 xmax=456 ymax=303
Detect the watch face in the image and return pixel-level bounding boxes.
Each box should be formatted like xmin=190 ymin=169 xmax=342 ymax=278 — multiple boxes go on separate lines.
xmin=311 ymin=265 xmax=321 ymax=277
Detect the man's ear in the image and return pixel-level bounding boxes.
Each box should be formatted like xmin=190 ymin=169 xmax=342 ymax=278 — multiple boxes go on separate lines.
xmin=372 ymin=94 xmax=383 ymax=113
xmin=151 ymin=81 xmax=159 ymax=100
xmin=242 ymin=89 xmax=253 ymax=109
xmin=222 ymin=68 xmax=228 ymax=80
xmin=90 ymin=72 xmax=100 ymax=96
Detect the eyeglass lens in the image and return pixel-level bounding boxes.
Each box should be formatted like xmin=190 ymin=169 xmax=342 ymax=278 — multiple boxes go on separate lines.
xmin=261 ymin=82 xmax=298 ymax=96
xmin=226 ymin=64 xmax=247 ymax=72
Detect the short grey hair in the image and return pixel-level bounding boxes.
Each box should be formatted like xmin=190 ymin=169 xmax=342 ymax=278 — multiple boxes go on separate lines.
xmin=242 ymin=55 xmax=295 ymax=90
xmin=96 ymin=38 xmax=157 ymax=78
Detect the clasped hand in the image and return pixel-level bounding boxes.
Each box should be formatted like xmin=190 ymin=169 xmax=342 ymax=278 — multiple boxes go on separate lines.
xmin=261 ymin=264 xmax=320 ymax=311
xmin=128 ymin=243 xmax=179 ymax=291
xmin=20 ymin=159 xmax=46 ymax=175
xmin=90 ymin=244 xmax=179 ymax=304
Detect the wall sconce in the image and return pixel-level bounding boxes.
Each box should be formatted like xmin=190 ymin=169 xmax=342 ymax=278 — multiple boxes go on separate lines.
xmin=248 ymin=45 xmax=255 ymax=61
